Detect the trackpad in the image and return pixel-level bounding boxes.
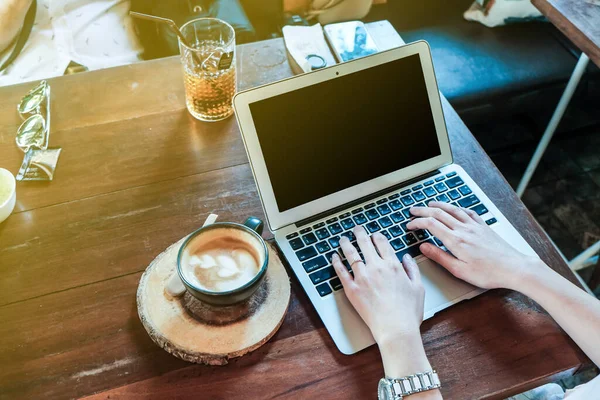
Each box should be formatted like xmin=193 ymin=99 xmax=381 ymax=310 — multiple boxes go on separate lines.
xmin=417 ymin=257 xmax=482 ymax=318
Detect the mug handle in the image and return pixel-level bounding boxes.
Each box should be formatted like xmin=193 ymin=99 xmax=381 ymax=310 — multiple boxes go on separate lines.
xmin=243 ymin=216 xmax=264 ymax=235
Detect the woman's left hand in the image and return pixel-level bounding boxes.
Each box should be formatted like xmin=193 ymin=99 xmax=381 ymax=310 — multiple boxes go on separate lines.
xmin=332 ymin=226 xmax=425 ymax=343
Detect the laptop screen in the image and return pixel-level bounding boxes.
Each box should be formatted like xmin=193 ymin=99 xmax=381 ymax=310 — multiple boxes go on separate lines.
xmin=248 ymin=54 xmax=441 ymax=213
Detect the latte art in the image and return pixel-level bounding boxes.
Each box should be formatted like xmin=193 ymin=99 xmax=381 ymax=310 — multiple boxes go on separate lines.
xmin=181 ymin=229 xmax=264 ymax=293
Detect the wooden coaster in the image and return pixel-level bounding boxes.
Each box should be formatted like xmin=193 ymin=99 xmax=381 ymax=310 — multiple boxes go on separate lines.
xmin=137 ymin=238 xmax=291 ymax=365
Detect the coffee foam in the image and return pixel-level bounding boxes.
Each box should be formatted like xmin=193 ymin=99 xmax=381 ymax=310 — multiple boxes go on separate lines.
xmin=180 ymin=227 xmax=265 ymax=293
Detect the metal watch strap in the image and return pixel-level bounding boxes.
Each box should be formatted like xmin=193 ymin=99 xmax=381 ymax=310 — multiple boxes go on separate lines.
xmin=389 ymin=370 xmax=441 ymax=398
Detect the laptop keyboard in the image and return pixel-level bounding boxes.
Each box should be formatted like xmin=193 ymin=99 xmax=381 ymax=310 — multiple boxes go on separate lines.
xmin=285 ymin=171 xmax=498 ymax=298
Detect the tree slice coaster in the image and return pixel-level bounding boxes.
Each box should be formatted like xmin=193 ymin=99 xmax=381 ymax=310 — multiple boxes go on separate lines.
xmin=137 ymin=238 xmax=291 ymax=365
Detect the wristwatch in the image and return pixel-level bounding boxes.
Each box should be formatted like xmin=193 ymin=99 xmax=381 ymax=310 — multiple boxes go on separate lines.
xmin=378 ymin=370 xmax=441 ymax=400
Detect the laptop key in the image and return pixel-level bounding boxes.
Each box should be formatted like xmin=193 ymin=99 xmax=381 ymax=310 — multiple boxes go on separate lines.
xmin=389 ymin=225 xmax=403 ymax=237
xmin=326 ymin=217 xmax=338 ymax=224
xmin=401 ymin=196 xmax=414 ymax=206
xmin=415 ymin=229 xmax=429 ymax=241
xmin=433 ymin=236 xmax=443 ymax=247
xmin=340 ymin=212 xmax=350 ymax=218
xmin=300 ymin=227 xmax=312 ymax=234
xmin=289 ymin=238 xmax=304 ymax=250
xmin=396 ymin=245 xmax=422 ymax=260
xmin=310 ymin=266 xmax=336 ymax=284
xmin=402 ymin=208 xmax=412 ymax=219
xmin=380 ymin=230 xmax=391 ymax=240
xmin=365 ymin=203 xmax=376 ymax=209
xmin=328 ymin=236 xmax=341 ymax=248
xmin=412 ymin=191 xmax=426 ymax=202
xmin=458 ymin=185 xmax=472 ymax=196
xmin=296 ymin=246 xmax=317 ymax=261
xmin=366 ymin=221 xmax=380 ymax=233
xmin=391 ymin=212 xmax=404 ymax=223
xmin=330 ymin=277 xmax=343 ymax=291
xmin=389 ymin=193 xmax=400 ymax=200
xmin=400 ymin=189 xmax=411 ymax=195
xmin=313 ymin=222 xmax=325 ymax=229
xmin=435 ymin=176 xmax=445 ymax=182
xmin=458 ymin=194 xmax=480 ymax=208
xmin=325 ymin=250 xmax=340 ymax=263
xmin=400 ymin=221 xmax=411 ymax=232
xmin=434 ymin=182 xmax=448 ymax=193
xmin=379 ymin=216 xmax=393 ymax=228
xmin=376 ymin=198 xmax=387 ymax=205
xmin=435 ymin=194 xmax=450 ymax=203
xmin=424 ymin=180 xmax=434 ymax=186
xmin=341 ymin=218 xmax=355 ymax=230
xmin=446 ymin=176 xmax=464 ymax=188
xmin=471 ymin=204 xmax=489 ymax=216
xmin=448 ymin=189 xmax=460 ymax=200
xmin=316 ymin=241 xmax=331 ymax=253
xmin=315 ymin=228 xmax=330 ymax=240
xmin=366 ymin=209 xmax=380 ymax=220
xmin=316 ymin=282 xmax=333 ymax=297
xmin=389 ymin=200 xmax=402 ymax=210
xmin=390 ymin=238 xmax=405 ymax=250
xmin=446 ymin=171 xmax=457 ymax=178
xmin=286 ymin=232 xmax=298 ymax=239
xmin=423 ymin=187 xmax=436 ymax=197
xmin=485 ymin=217 xmax=497 ymax=225
xmin=353 ymin=213 xmax=368 ymax=225
xmin=341 ymin=231 xmax=356 ymax=241
xmin=303 ymin=256 xmax=327 ymax=273
xmin=352 ymin=207 xmax=363 ymax=214
xmin=412 ymin=184 xmax=423 ymax=191
xmin=303 ymin=233 xmax=317 ymax=245
xmin=377 ymin=204 xmax=391 ymax=215
xmin=329 ymin=223 xmax=343 ymax=235
xmin=403 ymin=233 xmax=418 ymax=246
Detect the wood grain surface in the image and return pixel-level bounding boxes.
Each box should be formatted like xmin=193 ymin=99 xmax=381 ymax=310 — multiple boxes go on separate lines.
xmin=532 ymin=0 xmax=600 ymax=68
xmin=0 ymin=38 xmax=589 ymax=400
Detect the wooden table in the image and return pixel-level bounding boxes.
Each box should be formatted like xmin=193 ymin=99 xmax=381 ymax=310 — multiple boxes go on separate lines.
xmin=532 ymin=0 xmax=600 ymax=68
xmin=0 ymin=38 xmax=590 ymax=400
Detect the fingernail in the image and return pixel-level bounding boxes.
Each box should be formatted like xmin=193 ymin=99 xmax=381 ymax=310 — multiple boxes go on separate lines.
xmin=339 ymin=236 xmax=348 ymax=243
xmin=403 ymin=254 xmax=413 ymax=262
xmin=332 ymin=253 xmax=339 ymax=261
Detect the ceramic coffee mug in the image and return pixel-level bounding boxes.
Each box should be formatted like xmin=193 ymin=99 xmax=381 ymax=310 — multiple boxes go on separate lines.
xmin=176 ymin=217 xmax=268 ymax=306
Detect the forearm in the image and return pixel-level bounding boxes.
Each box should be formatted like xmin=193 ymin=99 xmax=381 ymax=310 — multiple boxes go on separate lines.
xmin=0 ymin=0 xmax=33 ymax=53
xmin=512 ymin=259 xmax=600 ymax=366
xmin=378 ymin=334 xmax=443 ymax=399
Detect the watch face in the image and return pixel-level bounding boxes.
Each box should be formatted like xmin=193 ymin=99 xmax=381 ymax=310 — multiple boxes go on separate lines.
xmin=378 ymin=379 xmax=393 ymax=400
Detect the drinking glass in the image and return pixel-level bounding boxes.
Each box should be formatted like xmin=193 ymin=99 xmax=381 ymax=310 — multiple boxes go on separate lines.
xmin=179 ymin=18 xmax=237 ymax=122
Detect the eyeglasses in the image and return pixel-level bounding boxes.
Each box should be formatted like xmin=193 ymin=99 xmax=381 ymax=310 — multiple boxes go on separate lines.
xmin=16 ymin=80 xmax=51 ymax=152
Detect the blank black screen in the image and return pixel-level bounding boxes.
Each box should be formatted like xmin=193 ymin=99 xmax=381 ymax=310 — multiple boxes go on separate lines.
xmin=249 ymin=54 xmax=441 ymax=212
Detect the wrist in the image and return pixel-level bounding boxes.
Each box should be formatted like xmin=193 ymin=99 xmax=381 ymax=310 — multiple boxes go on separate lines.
xmin=378 ymin=332 xmax=431 ymax=378
xmin=506 ymin=256 xmax=549 ymax=293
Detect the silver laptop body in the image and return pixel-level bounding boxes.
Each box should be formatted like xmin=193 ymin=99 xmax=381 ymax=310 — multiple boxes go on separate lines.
xmin=233 ymin=41 xmax=538 ymax=355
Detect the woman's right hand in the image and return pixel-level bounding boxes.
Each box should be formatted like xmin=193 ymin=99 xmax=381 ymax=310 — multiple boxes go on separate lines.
xmin=407 ymin=202 xmax=546 ymax=290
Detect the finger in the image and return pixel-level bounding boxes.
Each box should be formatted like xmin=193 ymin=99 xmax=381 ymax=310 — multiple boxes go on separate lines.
xmin=410 ymin=205 xmax=463 ymax=229
xmin=353 ymin=226 xmax=380 ymax=263
xmin=401 ymin=253 xmax=421 ymax=283
xmin=419 ymin=242 xmax=465 ymax=277
xmin=427 ymin=201 xmax=471 ymax=224
xmin=371 ymin=232 xmax=396 ymax=259
xmin=463 ymin=207 xmax=487 ymax=226
xmin=406 ymin=217 xmax=454 ymax=244
xmin=339 ymin=236 xmax=366 ymax=277
xmin=332 ymin=253 xmax=353 ymax=287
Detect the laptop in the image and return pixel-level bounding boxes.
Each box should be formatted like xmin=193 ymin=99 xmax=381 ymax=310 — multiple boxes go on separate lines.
xmin=233 ymin=41 xmax=538 ymax=355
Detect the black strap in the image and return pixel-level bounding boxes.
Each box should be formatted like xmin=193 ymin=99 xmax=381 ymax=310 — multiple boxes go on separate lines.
xmin=0 ymin=0 xmax=37 ymax=72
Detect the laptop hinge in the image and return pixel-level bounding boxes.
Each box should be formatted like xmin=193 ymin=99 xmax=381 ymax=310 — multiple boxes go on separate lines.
xmin=295 ymin=170 xmax=441 ymax=228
